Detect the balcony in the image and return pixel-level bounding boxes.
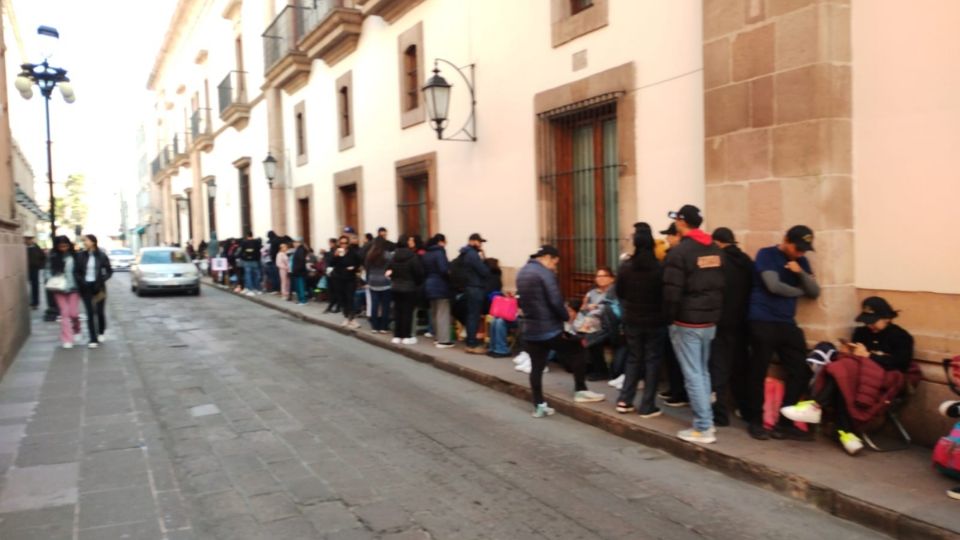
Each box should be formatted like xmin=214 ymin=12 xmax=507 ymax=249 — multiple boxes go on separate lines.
xmin=218 ymin=71 xmax=251 ymax=130
xmin=262 ymin=5 xmax=312 ymax=94
xmin=151 ymin=156 xmax=161 ymax=180
xmin=356 ymin=0 xmax=424 ymax=24
xmin=172 ymin=134 xmax=190 ymax=168
xmin=191 ymin=109 xmax=214 ymax=153
xmin=299 ymin=0 xmax=363 ymax=67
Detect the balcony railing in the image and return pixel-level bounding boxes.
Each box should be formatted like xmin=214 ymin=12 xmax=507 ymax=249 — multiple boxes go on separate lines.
xmin=191 ymin=109 xmax=211 ymax=140
xmin=218 ymin=71 xmax=247 ymax=115
xmin=172 ymin=134 xmax=182 ymax=157
xmin=262 ymin=5 xmax=308 ymax=74
xmin=151 ymin=156 xmax=161 ymax=178
xmin=301 ymin=0 xmax=342 ymax=32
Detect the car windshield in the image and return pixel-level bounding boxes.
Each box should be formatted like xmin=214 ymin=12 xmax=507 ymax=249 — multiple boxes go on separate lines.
xmin=140 ymin=251 xmax=189 ymax=264
xmin=110 ymin=249 xmax=133 ymax=256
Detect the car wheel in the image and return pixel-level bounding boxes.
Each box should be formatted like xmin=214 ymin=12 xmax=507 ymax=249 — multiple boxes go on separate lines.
xmin=136 ymin=287 xmax=145 ymax=297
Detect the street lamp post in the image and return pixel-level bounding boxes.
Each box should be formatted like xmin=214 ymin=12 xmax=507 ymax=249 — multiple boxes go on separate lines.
xmin=421 ymin=59 xmax=476 ymax=142
xmin=15 ymin=26 xmax=76 ymax=322
xmin=262 ymin=153 xmax=278 ymax=187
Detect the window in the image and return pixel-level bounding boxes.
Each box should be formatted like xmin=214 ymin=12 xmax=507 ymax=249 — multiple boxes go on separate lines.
xmin=398 ymin=174 xmax=429 ymax=239
xmin=339 ymin=88 xmax=350 ymax=137
xmin=334 ymin=166 xmax=364 ymax=234
xmin=571 ymin=0 xmax=593 ymax=14
xmin=238 ymin=164 xmax=252 ymax=235
xmin=141 ymin=250 xmax=189 ymax=264
xmin=403 ymin=45 xmax=418 ymax=111
xmin=294 ymin=101 xmax=307 ymax=165
xmin=336 ymin=71 xmax=355 ymax=150
xmin=541 ymin=102 xmax=619 ymax=298
xmin=398 ymin=22 xmax=425 ymax=128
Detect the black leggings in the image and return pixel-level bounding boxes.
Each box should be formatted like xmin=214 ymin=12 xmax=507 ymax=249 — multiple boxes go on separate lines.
xmin=81 ymin=283 xmax=106 ymax=343
xmin=393 ymin=291 xmax=418 ymax=339
xmin=526 ymin=335 xmax=587 ymax=406
xmin=814 ymin=374 xmax=852 ymax=432
xmin=337 ymin=277 xmax=357 ymax=319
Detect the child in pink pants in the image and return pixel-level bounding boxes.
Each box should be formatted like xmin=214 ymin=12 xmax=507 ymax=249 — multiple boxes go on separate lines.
xmin=54 ymin=291 xmax=81 ymax=346
xmin=276 ymin=243 xmax=291 ymax=299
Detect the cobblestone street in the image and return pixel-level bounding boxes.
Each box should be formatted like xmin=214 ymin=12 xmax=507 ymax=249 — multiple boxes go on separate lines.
xmin=0 ymin=275 xmax=888 ymax=539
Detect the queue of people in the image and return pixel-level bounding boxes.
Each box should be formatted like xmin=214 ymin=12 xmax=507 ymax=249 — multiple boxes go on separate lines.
xmin=202 ymin=205 xmax=917 ymax=455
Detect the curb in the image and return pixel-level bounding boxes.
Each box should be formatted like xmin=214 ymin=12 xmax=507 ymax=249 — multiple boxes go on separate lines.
xmin=203 ymin=281 xmax=956 ymax=540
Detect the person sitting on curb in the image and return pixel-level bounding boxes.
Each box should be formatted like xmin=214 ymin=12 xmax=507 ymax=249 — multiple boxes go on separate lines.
xmin=662 ymin=205 xmax=726 ymax=444
xmin=780 ymin=297 xmax=916 ymax=455
xmin=517 ymin=245 xmax=605 ymax=418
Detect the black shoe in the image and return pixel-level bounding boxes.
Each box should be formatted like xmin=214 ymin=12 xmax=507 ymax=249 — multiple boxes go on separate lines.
xmin=713 ymin=407 xmax=730 ymax=427
xmin=771 ymin=425 xmax=815 ymax=442
xmin=663 ymin=397 xmax=689 ymax=408
xmin=486 ymin=351 xmax=511 ymax=358
xmin=748 ymin=423 xmax=770 ymax=440
xmin=638 ymin=407 xmax=662 ymax=419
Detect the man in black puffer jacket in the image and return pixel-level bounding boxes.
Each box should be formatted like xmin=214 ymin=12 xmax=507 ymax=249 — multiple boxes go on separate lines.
xmin=662 ymin=204 xmax=725 ymax=444
xmin=615 ymin=223 xmax=667 ymax=418
xmin=709 ymin=227 xmax=754 ymax=426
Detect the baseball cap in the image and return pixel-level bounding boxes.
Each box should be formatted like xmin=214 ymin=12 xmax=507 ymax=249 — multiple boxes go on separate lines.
xmin=343 ymin=226 xmax=356 ymax=234
xmin=786 ymin=225 xmax=815 ymax=252
xmin=712 ymin=227 xmax=737 ymax=245
xmin=469 ymin=233 xmax=487 ymax=243
xmin=530 ymin=245 xmax=560 ymax=259
xmin=855 ymin=296 xmax=898 ymax=324
xmin=659 ymin=223 xmax=678 ymax=236
xmin=667 ymin=204 xmax=703 ymax=228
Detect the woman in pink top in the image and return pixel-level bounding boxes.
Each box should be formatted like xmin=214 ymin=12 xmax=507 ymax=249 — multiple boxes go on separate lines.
xmin=276 ymin=242 xmax=291 ymax=299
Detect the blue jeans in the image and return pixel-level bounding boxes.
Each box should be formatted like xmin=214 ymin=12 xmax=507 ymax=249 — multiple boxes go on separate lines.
xmin=488 ymin=317 xmax=517 ymax=355
xmin=369 ymin=289 xmax=392 ymax=331
xmin=244 ymin=261 xmax=262 ymax=291
xmin=669 ymin=324 xmax=717 ymax=432
xmin=293 ymin=276 xmax=307 ymax=304
xmin=464 ymin=286 xmax=485 ymax=347
xmin=265 ymin=261 xmax=279 ymax=292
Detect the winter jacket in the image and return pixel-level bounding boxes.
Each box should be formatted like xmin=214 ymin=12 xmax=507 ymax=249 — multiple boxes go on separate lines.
xmin=718 ymin=244 xmax=753 ymax=330
xmin=27 ymin=244 xmax=46 ymax=271
xmin=422 ymin=245 xmax=451 ymax=300
xmin=240 ymin=238 xmax=263 ymax=262
xmin=459 ymin=246 xmax=490 ymax=289
xmin=816 ymin=353 xmax=919 ymax=428
xmin=290 ymin=246 xmax=307 ymax=276
xmin=365 ymin=252 xmax=393 ymax=291
xmin=267 ymin=232 xmax=281 ymax=262
xmin=74 ymin=249 xmax=113 ymax=294
xmin=662 ymin=229 xmax=725 ymax=325
xmin=615 ymin=252 xmax=665 ymax=329
xmin=49 ymin=251 xmax=78 ymax=292
xmin=386 ymin=248 xmax=424 ymax=293
xmin=485 ymin=269 xmax=503 ymax=297
xmin=331 ymin=245 xmax=362 ymax=280
xmin=516 ymin=259 xmax=568 ymax=341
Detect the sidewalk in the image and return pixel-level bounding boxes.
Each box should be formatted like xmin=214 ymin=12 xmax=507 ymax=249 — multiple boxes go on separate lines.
xmin=0 ymin=310 xmax=194 ymax=539
xmin=211 ymin=281 xmax=960 ymax=540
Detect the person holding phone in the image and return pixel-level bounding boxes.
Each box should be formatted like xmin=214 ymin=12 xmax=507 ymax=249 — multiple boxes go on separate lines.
xmin=781 ymin=296 xmax=914 ymax=455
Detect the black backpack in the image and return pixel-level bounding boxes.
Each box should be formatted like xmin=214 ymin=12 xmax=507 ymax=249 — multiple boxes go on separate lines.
xmin=448 ymin=252 xmax=470 ymax=293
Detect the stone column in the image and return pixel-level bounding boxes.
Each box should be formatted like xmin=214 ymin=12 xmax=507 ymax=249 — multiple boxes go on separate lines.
xmin=703 ymin=0 xmax=855 ymax=343
xmin=190 ymin=150 xmax=204 ymax=247
xmin=266 ymin=87 xmax=287 ymax=235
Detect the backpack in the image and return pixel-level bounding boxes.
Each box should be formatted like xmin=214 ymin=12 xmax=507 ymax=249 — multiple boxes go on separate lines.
xmin=933 ymin=421 xmax=960 ymax=481
xmin=449 ymin=252 xmax=470 ymax=293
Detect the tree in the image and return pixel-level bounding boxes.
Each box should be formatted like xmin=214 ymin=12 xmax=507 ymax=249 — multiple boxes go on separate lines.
xmin=54 ymin=174 xmax=88 ymax=237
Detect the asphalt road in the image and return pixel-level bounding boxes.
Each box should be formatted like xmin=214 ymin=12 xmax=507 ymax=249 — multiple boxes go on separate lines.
xmin=79 ymin=274 xmax=891 ymax=538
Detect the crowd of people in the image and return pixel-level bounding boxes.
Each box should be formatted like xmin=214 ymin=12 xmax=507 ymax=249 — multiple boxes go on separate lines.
xmin=197 ymin=202 xmax=918 ymax=455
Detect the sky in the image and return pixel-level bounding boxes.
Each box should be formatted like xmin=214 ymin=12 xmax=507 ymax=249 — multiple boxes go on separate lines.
xmin=7 ymin=0 xmax=176 ymax=243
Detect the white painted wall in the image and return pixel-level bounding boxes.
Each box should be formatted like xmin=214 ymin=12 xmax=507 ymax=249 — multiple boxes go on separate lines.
xmin=852 ymin=0 xmax=960 ymax=294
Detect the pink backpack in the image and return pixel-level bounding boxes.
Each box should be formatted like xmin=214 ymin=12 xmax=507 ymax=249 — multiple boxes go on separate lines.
xmin=933 ymin=422 xmax=960 ymax=481
xmin=489 ymin=295 xmax=519 ymax=322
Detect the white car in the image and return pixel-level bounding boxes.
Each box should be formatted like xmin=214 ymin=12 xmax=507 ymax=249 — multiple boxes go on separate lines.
xmin=108 ymin=248 xmax=135 ymax=271
xmin=131 ymin=247 xmax=201 ymax=296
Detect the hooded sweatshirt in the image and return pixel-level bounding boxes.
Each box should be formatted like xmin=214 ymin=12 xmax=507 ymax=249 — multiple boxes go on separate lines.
xmin=662 ymin=228 xmax=725 ymax=325
xmin=386 ymin=248 xmax=424 ymax=293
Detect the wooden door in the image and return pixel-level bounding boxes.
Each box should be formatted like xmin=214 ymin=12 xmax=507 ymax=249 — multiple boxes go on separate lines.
xmin=298 ymin=197 xmax=311 ymax=248
xmin=339 ymin=184 xmax=358 ymax=232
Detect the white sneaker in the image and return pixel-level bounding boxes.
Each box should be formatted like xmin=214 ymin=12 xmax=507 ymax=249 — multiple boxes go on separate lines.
xmin=244 ymin=291 xmax=255 ymax=297
xmin=87 ymin=342 xmax=99 ymax=349
xmin=402 ymin=337 xmax=418 ymax=346
xmin=678 ymin=428 xmax=717 ymax=444
xmin=838 ymin=430 xmax=863 ymax=456
xmin=424 ymin=332 xmax=434 ymax=339
xmin=391 ymin=337 xmax=402 ymax=344
xmin=98 ymin=334 xmax=106 ymax=342
xmin=340 ymin=320 xmax=350 ymax=327
xmin=348 ymin=321 xmax=361 ymax=330
xmin=435 ymin=343 xmax=455 ymax=349
xmin=574 ymin=390 xmax=605 ymax=403
xmin=531 ymin=403 xmax=556 ymax=418
xmin=515 ymin=358 xmax=532 ymax=374
xmin=62 ymin=343 xmax=74 ymax=349
xmin=608 ymin=374 xmax=625 ymax=389
xmin=780 ymin=401 xmax=822 ymax=424
xmin=513 ymin=351 xmax=530 ymax=366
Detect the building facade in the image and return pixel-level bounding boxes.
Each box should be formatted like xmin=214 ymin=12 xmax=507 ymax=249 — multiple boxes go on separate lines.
xmin=144 ymin=0 xmax=960 ymax=444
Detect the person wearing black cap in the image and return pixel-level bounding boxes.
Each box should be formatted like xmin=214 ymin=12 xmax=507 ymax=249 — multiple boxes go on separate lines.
xmin=745 ymin=225 xmax=821 ymax=441
xmin=614 ymin=223 xmax=667 ymax=417
xmin=517 ymin=245 xmax=605 ymax=418
xmin=656 ymin=222 xmax=688 ymax=407
xmin=662 ymin=204 xmax=725 ymax=444
xmin=780 ymin=296 xmax=914 ymax=455
xmin=459 ymin=233 xmax=492 ymax=353
xmin=709 ymin=227 xmax=754 ymax=426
